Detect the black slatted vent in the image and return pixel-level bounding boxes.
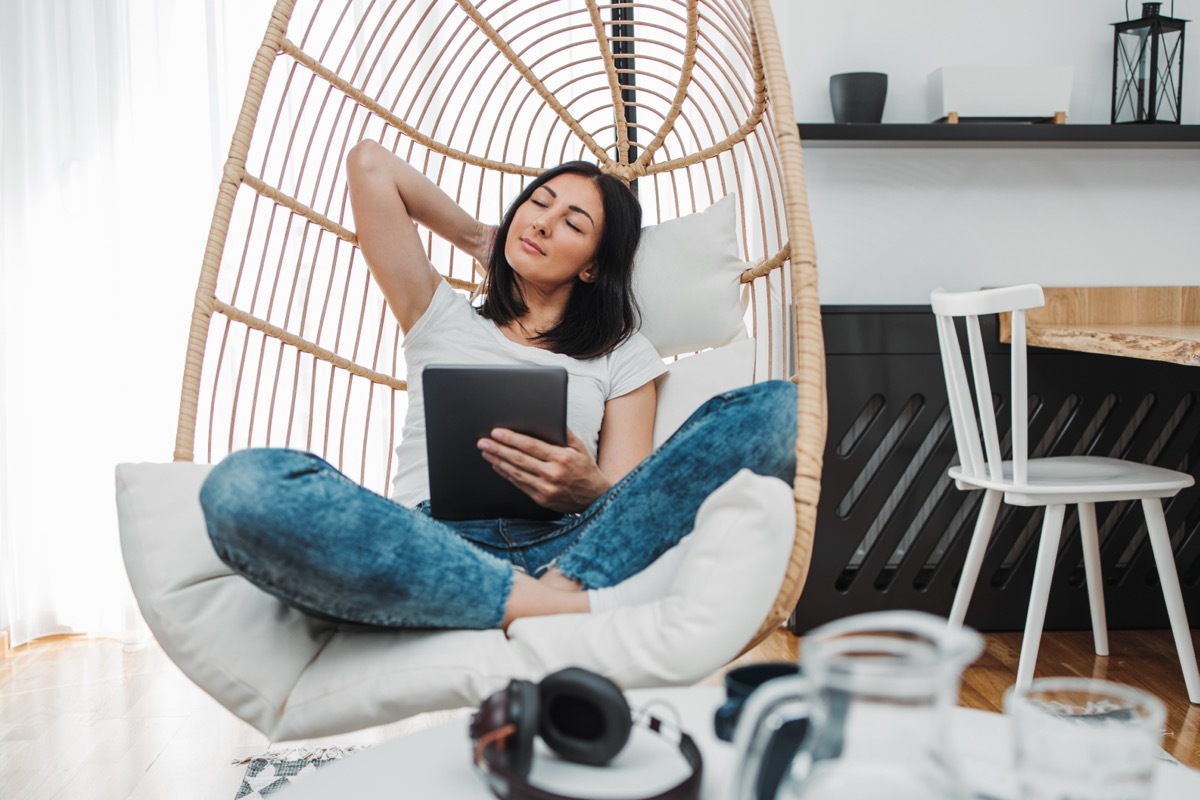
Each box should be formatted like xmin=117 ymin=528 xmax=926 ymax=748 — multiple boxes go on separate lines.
xmin=793 ymin=307 xmax=1200 ymax=634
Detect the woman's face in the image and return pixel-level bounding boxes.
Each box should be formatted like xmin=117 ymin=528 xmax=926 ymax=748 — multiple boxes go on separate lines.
xmin=504 ymin=173 xmax=605 ymax=293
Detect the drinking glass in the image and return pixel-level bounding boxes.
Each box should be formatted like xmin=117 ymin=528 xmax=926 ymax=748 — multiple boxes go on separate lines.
xmin=1005 ymin=677 xmax=1166 ymax=800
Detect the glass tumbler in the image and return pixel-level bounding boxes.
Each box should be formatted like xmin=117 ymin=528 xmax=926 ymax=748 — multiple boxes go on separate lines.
xmin=1005 ymin=677 xmax=1166 ymax=800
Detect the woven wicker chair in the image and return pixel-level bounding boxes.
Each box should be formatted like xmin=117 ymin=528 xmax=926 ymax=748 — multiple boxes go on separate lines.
xmin=175 ymin=0 xmax=823 ymax=654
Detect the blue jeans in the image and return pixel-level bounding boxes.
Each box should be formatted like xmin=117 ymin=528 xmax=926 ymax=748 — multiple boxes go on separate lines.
xmin=199 ymin=381 xmax=797 ymax=629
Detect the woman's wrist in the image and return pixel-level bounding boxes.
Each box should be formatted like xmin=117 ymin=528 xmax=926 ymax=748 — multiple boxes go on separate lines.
xmin=586 ymin=473 xmax=613 ymax=507
xmin=468 ymin=222 xmax=497 ymax=267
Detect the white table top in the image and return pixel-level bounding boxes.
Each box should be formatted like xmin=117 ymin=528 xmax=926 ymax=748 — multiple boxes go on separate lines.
xmin=277 ymin=686 xmax=1200 ymax=799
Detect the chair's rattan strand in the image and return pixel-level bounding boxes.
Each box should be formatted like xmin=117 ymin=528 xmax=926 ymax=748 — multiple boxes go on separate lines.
xmin=628 ymin=1 xmax=699 ymax=177
xmin=175 ymin=0 xmax=297 ymax=462
xmin=282 ymin=38 xmax=542 ymax=177
xmin=214 ymin=300 xmax=407 ymax=391
xmin=748 ymin=0 xmax=825 ymax=645
xmin=453 ymin=0 xmax=614 ymax=170
xmin=740 ymin=244 xmax=789 ymax=284
xmin=240 ymin=171 xmax=357 ymax=243
xmin=585 ymin=0 xmax=633 ymax=167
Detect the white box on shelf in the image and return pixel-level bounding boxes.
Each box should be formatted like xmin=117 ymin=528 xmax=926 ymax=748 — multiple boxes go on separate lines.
xmin=928 ymin=66 xmax=1074 ymax=122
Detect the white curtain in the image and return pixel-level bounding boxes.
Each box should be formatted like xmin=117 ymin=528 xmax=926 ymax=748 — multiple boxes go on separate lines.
xmin=0 ymin=0 xmax=271 ymax=647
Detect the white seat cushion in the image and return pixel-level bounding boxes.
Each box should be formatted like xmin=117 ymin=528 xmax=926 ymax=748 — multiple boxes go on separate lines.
xmin=116 ymin=462 xmax=794 ymax=740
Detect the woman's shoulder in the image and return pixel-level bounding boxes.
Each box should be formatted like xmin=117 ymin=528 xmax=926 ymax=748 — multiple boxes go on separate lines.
xmin=404 ymin=278 xmax=486 ymax=343
xmin=601 ymin=330 xmax=665 ymax=394
xmin=611 ymin=330 xmax=661 ymax=363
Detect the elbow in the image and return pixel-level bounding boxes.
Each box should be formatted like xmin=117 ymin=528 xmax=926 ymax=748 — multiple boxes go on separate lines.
xmin=346 ymin=139 xmax=388 ymax=182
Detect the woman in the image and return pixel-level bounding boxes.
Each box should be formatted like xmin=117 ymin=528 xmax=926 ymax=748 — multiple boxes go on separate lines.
xmin=200 ymin=141 xmax=797 ymax=630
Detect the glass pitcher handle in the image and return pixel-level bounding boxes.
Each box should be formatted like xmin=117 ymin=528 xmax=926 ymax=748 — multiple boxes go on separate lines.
xmin=729 ymin=677 xmax=811 ymax=800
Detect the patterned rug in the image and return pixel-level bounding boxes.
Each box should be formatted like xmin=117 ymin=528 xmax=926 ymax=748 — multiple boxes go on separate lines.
xmin=233 ymin=747 xmax=365 ymax=798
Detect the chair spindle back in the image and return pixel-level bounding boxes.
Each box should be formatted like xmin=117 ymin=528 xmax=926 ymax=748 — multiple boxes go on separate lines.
xmin=931 ymin=284 xmax=1045 ymax=487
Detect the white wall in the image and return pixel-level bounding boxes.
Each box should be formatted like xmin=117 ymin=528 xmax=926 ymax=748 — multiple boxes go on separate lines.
xmin=770 ymin=0 xmax=1200 ymax=304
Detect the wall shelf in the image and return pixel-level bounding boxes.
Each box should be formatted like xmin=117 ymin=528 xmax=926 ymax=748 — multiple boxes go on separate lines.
xmin=796 ymin=123 xmax=1200 ymax=148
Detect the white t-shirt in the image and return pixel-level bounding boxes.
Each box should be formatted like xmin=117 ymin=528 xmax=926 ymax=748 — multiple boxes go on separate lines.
xmin=390 ymin=279 xmax=666 ymax=507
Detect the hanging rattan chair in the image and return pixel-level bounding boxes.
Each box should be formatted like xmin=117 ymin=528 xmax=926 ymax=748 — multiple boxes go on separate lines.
xmin=121 ymin=0 xmax=825 ymax=738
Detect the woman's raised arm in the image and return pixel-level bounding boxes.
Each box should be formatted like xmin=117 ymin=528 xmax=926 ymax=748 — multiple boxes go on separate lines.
xmin=346 ymin=141 xmax=494 ymax=332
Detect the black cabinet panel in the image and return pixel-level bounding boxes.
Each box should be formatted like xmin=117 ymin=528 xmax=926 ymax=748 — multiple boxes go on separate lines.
xmin=791 ymin=306 xmax=1200 ymax=634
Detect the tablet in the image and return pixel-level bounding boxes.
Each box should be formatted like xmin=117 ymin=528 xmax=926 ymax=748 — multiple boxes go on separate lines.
xmin=423 ymin=365 xmax=568 ymax=521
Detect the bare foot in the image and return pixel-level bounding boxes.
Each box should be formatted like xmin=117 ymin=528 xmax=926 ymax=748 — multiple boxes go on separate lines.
xmin=501 ymin=572 xmax=589 ymax=629
xmin=537 ymin=566 xmax=583 ymax=592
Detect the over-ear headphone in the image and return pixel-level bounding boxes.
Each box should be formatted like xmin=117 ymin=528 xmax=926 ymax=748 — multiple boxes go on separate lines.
xmin=469 ymin=667 xmax=703 ymax=800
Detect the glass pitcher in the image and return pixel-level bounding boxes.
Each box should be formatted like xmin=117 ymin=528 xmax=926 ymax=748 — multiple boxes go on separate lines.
xmin=731 ymin=610 xmax=983 ymax=800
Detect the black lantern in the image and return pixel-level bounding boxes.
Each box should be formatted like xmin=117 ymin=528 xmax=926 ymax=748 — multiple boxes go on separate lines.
xmin=1112 ymin=2 xmax=1187 ymax=123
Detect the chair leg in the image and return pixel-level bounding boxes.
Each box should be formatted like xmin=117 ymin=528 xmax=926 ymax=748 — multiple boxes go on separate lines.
xmin=1016 ymin=504 xmax=1066 ymax=691
xmin=948 ymin=489 xmax=1002 ymax=629
xmin=1077 ymin=502 xmax=1109 ymax=657
xmin=1141 ymin=498 xmax=1200 ymax=704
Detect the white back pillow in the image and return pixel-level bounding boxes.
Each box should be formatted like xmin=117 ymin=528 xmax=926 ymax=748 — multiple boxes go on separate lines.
xmin=633 ymin=194 xmax=751 ymax=358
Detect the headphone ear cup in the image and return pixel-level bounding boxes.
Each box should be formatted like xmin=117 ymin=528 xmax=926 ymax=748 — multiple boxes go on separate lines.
xmin=537 ymin=667 xmax=632 ymax=767
xmin=507 ymin=679 xmax=539 ymax=778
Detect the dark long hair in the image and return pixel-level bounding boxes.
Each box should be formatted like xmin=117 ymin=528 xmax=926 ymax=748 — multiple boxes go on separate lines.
xmin=477 ymin=162 xmax=642 ymax=360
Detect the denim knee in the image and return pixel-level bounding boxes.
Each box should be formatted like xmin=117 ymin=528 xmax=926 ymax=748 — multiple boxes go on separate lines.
xmin=719 ymin=380 xmax=797 ymax=480
xmin=756 ymin=380 xmax=799 ymax=448
xmin=201 ymin=450 xmax=265 ymax=518
xmin=199 ymin=448 xmax=315 ymax=549
xmin=741 ymin=379 xmax=797 ymax=419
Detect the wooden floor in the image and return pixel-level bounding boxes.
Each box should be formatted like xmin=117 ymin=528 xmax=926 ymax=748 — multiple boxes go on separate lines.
xmin=1 ymin=629 xmax=1197 ymax=799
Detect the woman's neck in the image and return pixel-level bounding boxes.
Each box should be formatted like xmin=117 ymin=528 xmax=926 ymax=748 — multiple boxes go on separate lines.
xmin=498 ymin=307 xmax=562 ymax=348
xmin=500 ymin=279 xmax=571 ymax=348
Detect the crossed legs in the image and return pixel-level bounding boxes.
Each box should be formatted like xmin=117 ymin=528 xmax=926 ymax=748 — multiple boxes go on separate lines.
xmin=200 ymin=381 xmax=798 ymax=630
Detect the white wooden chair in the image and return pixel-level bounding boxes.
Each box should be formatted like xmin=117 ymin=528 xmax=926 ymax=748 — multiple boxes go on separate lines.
xmin=931 ymin=283 xmax=1200 ymax=703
